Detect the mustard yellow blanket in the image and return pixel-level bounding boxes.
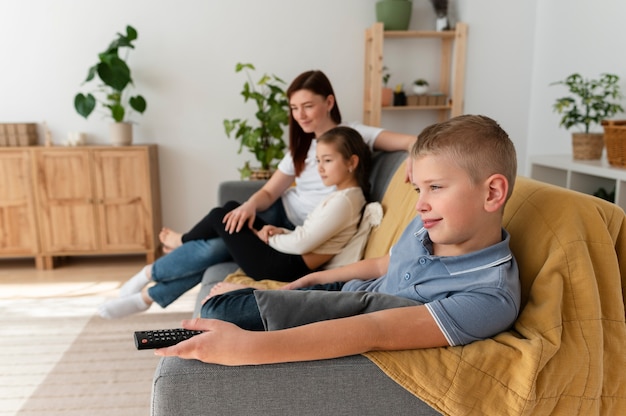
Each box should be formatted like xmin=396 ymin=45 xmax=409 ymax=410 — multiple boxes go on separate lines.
xmin=227 ymin=167 xmax=626 ymax=415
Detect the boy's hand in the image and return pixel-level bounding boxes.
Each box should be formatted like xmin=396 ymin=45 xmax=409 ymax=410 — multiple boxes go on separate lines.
xmin=155 ymin=318 xmax=253 ymax=365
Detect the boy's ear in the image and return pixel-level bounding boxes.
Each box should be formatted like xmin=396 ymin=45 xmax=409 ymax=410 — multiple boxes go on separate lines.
xmin=484 ymin=174 xmax=508 ymax=212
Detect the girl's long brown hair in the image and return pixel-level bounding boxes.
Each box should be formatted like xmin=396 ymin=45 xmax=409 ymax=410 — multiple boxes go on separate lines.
xmin=287 ymin=70 xmax=342 ymax=176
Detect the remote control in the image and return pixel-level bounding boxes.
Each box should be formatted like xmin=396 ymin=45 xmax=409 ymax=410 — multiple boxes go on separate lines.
xmin=134 ymin=328 xmax=203 ymax=350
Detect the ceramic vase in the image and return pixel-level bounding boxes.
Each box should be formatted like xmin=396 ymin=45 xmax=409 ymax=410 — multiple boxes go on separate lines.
xmin=110 ymin=122 xmax=133 ymax=146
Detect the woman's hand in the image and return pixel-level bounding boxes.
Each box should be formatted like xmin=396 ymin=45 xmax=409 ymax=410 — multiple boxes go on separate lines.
xmin=255 ymin=225 xmax=285 ymax=244
xmin=223 ymin=202 xmax=256 ymax=234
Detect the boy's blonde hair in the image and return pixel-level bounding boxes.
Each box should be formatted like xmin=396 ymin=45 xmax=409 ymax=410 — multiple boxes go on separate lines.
xmin=411 ymin=115 xmax=517 ymax=200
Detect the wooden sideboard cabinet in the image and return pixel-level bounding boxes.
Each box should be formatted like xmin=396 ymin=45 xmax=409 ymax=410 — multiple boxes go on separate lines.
xmin=0 ymin=145 xmax=162 ymax=269
xmin=0 ymin=149 xmax=40 ymax=264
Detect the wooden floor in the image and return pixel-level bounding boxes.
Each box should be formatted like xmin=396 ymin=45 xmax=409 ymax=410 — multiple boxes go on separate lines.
xmin=0 ymin=255 xmax=145 ymax=296
xmin=0 ymin=255 xmax=198 ymax=416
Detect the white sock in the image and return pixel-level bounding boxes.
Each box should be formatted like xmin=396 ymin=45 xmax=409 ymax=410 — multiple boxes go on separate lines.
xmin=98 ymin=293 xmax=150 ymax=319
xmin=119 ymin=266 xmax=150 ymax=297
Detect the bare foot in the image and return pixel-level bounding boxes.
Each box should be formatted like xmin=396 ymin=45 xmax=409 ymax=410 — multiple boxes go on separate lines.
xmin=159 ymin=227 xmax=183 ymax=253
xmin=202 ymin=282 xmax=252 ymax=304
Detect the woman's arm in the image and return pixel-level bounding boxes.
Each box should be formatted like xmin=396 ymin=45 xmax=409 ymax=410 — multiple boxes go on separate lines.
xmin=282 ymin=255 xmax=390 ymax=290
xmin=155 ymin=305 xmax=448 ymax=366
xmin=223 ymin=170 xmax=295 ymax=233
xmin=372 ymin=130 xmax=416 ymax=153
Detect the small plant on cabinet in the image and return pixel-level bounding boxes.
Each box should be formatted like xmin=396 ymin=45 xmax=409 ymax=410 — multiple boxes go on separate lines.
xmin=74 ymin=25 xmax=147 ymax=123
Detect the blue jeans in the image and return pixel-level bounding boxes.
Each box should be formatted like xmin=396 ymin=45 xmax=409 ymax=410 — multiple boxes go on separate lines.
xmin=148 ymin=239 xmax=232 ymax=308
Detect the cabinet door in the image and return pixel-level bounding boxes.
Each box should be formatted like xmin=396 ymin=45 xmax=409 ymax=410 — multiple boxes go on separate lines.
xmin=0 ymin=150 xmax=38 ymax=255
xmin=93 ymin=149 xmax=152 ymax=251
xmin=35 ymin=149 xmax=98 ymax=252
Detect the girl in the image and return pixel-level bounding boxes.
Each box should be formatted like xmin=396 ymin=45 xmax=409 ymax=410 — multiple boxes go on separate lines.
xmin=98 ymin=126 xmax=372 ymax=319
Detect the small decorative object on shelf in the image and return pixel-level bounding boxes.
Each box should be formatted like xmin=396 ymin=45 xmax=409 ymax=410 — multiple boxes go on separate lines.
xmin=0 ymin=123 xmax=39 ymax=146
xmin=74 ymin=25 xmax=147 ymax=146
xmin=602 ymin=120 xmax=626 ymax=167
xmin=392 ymin=83 xmax=407 ymax=106
xmin=381 ymin=66 xmax=393 ymax=107
xmin=551 ymin=73 xmax=624 ymax=160
xmin=412 ymin=79 xmax=429 ymax=95
xmin=429 ymin=0 xmax=450 ymax=31
xmin=223 ymin=63 xmax=289 ymax=180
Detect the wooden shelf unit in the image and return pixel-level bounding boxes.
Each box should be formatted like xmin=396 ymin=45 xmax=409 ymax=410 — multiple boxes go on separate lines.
xmin=0 ymin=145 xmax=162 ymax=269
xmin=529 ymin=154 xmax=626 ymax=212
xmin=363 ymin=22 xmax=468 ymax=127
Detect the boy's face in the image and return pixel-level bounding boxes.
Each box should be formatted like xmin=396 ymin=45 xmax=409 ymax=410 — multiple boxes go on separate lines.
xmin=411 ymin=154 xmax=495 ymax=257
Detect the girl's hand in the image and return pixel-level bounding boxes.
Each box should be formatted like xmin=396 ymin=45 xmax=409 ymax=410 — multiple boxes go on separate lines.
xmin=223 ymin=202 xmax=256 ymax=234
xmin=256 ymin=225 xmax=284 ymax=244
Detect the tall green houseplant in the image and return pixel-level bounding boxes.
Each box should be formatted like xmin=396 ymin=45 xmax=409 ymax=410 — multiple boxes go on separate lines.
xmin=74 ymin=25 xmax=147 ymax=123
xmin=224 ymin=63 xmax=289 ymax=179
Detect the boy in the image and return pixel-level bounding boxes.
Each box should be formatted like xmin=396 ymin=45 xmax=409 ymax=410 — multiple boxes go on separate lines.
xmin=156 ymin=114 xmax=520 ymax=365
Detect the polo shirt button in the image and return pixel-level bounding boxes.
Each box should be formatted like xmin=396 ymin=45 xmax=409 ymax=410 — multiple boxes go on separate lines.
xmin=419 ymin=258 xmax=427 ymax=265
xmin=404 ymin=272 xmax=410 ymax=280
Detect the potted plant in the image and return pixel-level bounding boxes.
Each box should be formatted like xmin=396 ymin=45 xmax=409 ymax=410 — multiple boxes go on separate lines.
xmin=412 ymin=78 xmax=429 ymax=95
xmin=381 ymin=66 xmax=393 ymax=107
xmin=223 ymin=63 xmax=289 ymax=179
xmin=74 ymin=25 xmax=147 ymax=146
xmin=551 ymin=73 xmax=623 ymax=160
xmin=376 ymin=0 xmax=413 ymax=31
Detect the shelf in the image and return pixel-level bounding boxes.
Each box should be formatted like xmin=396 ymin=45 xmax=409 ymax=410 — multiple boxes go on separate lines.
xmin=383 ymin=30 xmax=457 ymax=39
xmin=382 ymin=105 xmax=452 ymax=111
xmin=363 ymin=22 xmax=467 ymax=127
xmin=529 ymin=154 xmax=626 ymax=212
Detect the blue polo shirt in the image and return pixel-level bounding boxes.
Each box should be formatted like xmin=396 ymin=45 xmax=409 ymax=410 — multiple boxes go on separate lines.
xmin=342 ymin=216 xmax=521 ymax=346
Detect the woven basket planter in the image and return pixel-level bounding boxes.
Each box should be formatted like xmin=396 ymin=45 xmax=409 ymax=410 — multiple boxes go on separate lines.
xmin=572 ymin=133 xmax=603 ymax=160
xmin=602 ymin=120 xmax=626 ymax=167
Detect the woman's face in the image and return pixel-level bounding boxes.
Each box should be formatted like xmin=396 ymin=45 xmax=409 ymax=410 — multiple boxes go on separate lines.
xmin=289 ymin=89 xmax=336 ymax=137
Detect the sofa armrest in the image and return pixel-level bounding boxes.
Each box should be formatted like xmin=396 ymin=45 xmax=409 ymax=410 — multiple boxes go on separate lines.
xmin=218 ymin=180 xmax=266 ymax=205
xmin=152 ymin=355 xmax=440 ymax=416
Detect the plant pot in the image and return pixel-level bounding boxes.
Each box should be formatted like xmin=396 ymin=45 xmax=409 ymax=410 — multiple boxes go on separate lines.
xmin=249 ymin=168 xmax=274 ymax=180
xmin=412 ymin=84 xmax=428 ymax=95
xmin=375 ymin=0 xmax=413 ymax=31
xmin=572 ymin=132 xmax=603 ymax=160
xmin=110 ymin=122 xmax=133 ymax=146
xmin=381 ymin=88 xmax=393 ymax=106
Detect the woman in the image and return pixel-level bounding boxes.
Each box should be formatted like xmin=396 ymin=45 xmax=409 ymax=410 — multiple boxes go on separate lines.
xmin=99 ymin=126 xmax=372 ymax=319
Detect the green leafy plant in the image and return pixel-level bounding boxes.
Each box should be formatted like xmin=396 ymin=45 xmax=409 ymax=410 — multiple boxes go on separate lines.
xmin=223 ymin=63 xmax=289 ymax=179
xmin=551 ymin=73 xmax=623 ymax=133
xmin=74 ymin=25 xmax=147 ymax=123
xmin=382 ymin=66 xmax=391 ymax=87
xmin=413 ymin=78 xmax=429 ymax=86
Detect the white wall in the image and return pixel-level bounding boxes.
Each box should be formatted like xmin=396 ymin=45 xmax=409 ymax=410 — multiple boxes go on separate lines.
xmin=527 ymin=0 xmax=626 ymax=168
xmin=1 ymin=0 xmax=624 ymax=232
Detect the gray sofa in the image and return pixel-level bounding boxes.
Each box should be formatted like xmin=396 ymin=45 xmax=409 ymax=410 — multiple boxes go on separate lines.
xmin=151 ymin=151 xmax=440 ymax=415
